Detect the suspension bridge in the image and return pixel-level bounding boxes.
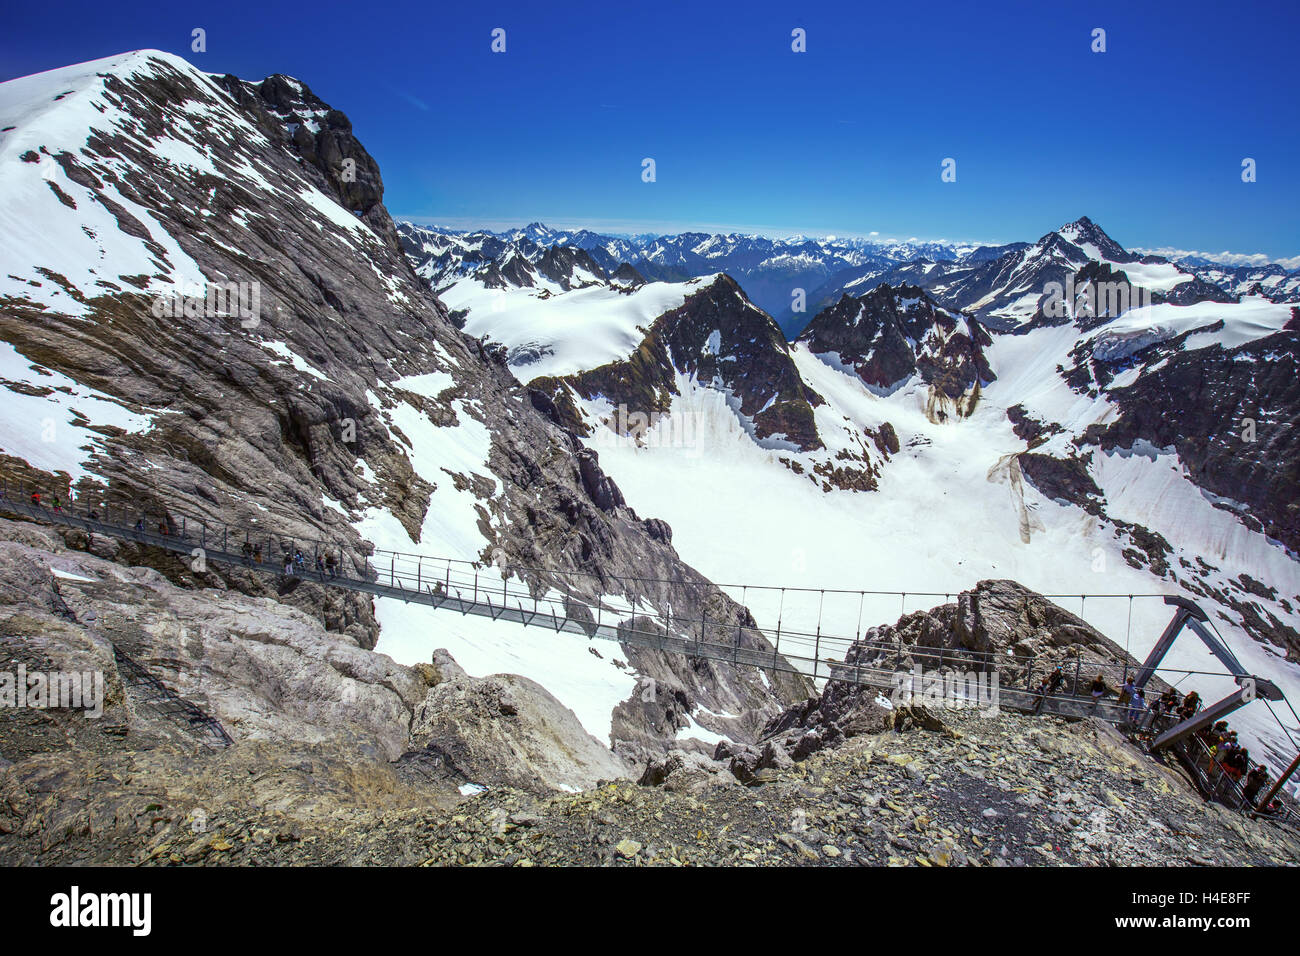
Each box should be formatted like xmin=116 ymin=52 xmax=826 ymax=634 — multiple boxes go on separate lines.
xmin=3 ymin=475 xmax=1298 ymax=823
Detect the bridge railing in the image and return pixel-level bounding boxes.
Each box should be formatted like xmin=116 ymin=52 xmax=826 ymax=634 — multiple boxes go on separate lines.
xmin=0 ymin=474 xmax=1222 ymax=707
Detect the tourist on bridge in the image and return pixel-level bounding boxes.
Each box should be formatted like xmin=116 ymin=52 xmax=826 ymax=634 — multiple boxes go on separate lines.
xmin=1243 ymin=765 xmax=1269 ymax=807
xmin=1202 ymin=720 xmax=1230 ymax=743
xmin=1212 ymin=745 xmax=1248 ymax=802
xmin=1164 ymin=686 xmax=1185 ymax=717
xmin=1155 ymin=687 xmax=1179 ymax=721
xmin=315 ymin=554 xmax=326 ymax=579
xmin=30 ymin=491 xmax=41 ymax=507
xmin=1087 ymin=673 xmax=1109 ymax=710
xmin=1118 ymin=677 xmax=1135 ymax=708
xmin=1127 ymin=688 xmax=1147 ymax=727
xmin=1196 ymin=721 xmax=1230 ymax=766
xmin=1033 ymin=665 xmax=1065 ymax=713
xmin=241 ymin=540 xmax=254 ymax=565
xmin=1226 ymin=746 xmax=1249 ymax=777
xmin=325 ymin=553 xmax=337 ymax=578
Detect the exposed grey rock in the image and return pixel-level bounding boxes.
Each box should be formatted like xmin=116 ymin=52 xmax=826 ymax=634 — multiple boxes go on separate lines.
xmin=797 ymin=283 xmax=994 ymax=423
xmin=637 ymin=749 xmax=733 ymax=792
xmin=408 ymin=671 xmax=629 ymax=794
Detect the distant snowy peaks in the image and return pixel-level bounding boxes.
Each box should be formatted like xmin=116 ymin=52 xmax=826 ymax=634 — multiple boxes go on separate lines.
xmin=510 ymin=221 xmax=558 ymax=243
xmin=402 ymin=217 xmax=1298 ymax=341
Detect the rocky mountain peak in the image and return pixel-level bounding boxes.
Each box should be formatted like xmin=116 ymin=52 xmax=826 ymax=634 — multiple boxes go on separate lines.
xmin=609 ymin=262 xmax=647 ymax=291
xmin=797 ymin=283 xmax=993 ymax=420
xmin=529 ymin=273 xmax=826 ymax=451
xmin=213 ymin=69 xmax=396 ymax=250
xmin=1054 ymin=215 xmax=1134 ymax=264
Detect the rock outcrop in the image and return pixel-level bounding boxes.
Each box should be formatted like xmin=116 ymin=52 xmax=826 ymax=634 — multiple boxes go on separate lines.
xmin=797 ymin=283 xmax=994 ymax=421
xmin=757 ymin=580 xmax=1160 ymax=765
xmin=534 ymin=274 xmax=826 ymax=451
xmin=408 ymin=669 xmax=630 ymax=794
xmin=0 ymin=515 xmax=640 ymax=860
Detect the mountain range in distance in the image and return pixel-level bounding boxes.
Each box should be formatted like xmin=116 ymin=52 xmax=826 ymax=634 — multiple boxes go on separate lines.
xmin=398 ymin=217 xmax=1300 ymax=338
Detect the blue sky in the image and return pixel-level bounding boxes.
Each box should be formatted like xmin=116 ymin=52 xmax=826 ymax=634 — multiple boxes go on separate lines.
xmin=5 ymin=0 xmax=1298 ymax=262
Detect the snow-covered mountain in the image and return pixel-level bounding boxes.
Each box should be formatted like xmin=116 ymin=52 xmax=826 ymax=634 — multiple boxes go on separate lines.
xmin=441 ymin=217 xmax=1300 ymax=769
xmin=0 ymin=50 xmax=805 ymax=758
xmin=804 ymin=218 xmax=1239 ymax=332
xmin=1173 ymin=261 xmax=1300 ymax=304
xmin=4 ymin=48 xmax=1298 ymax=782
xmin=795 ymin=283 xmax=995 ymax=424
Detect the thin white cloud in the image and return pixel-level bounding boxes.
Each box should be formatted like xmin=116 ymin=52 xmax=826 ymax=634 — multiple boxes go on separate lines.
xmin=1135 ymin=246 xmax=1300 ymax=271
xmin=385 ymin=85 xmax=430 ymax=112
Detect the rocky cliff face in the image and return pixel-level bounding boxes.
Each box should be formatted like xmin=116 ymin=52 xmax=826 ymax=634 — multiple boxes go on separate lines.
xmin=0 ymin=515 xmax=651 ymax=863
xmin=1081 ymin=324 xmax=1300 ymax=556
xmin=533 ymin=274 xmax=826 ymax=450
xmin=0 ymin=518 xmax=623 ymax=795
xmin=797 ymin=283 xmax=994 ymax=421
xmin=0 ymin=51 xmax=804 ymax=759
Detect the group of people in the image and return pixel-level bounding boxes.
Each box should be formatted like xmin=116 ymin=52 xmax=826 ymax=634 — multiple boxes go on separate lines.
xmin=1133 ymin=686 xmax=1282 ymax=813
xmin=29 ymin=491 xmax=64 ymax=513
xmin=238 ymin=540 xmax=340 ymax=580
xmin=1032 ymin=665 xmax=1126 ymax=716
xmin=1067 ymin=672 xmax=1285 ymax=814
xmin=131 ymin=516 xmax=172 ymax=537
xmin=1151 ymin=687 xmax=1200 ymax=722
xmin=23 ymin=489 xmax=353 ymax=585
xmin=1111 ymin=681 xmax=1202 ymax=730
xmin=1195 ymin=720 xmax=1278 ymax=811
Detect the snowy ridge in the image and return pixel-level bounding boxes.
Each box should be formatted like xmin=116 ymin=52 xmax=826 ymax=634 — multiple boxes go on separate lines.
xmin=440 ymin=274 xmax=714 ymax=380
xmin=0 ymin=51 xmax=395 ymax=318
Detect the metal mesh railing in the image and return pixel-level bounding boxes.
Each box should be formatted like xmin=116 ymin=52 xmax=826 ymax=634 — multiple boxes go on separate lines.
xmin=0 ymin=474 xmax=1233 ymax=718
